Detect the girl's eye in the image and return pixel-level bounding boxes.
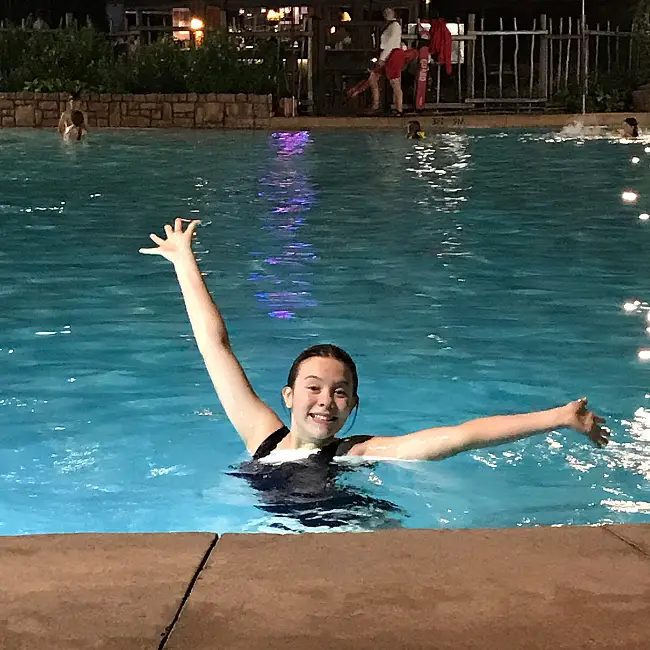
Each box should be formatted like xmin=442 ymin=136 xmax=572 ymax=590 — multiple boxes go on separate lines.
xmin=308 ymin=386 xmax=319 ymax=392
xmin=335 ymin=390 xmax=348 ymax=398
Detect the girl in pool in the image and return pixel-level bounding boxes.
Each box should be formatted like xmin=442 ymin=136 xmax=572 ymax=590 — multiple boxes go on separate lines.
xmin=62 ymin=110 xmax=87 ymax=141
xmin=140 ymin=219 xmax=610 ymax=462
xmin=622 ymin=117 xmax=639 ymax=138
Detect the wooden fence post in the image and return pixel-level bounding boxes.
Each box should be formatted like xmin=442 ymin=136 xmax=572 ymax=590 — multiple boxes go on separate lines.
xmin=481 ymin=16 xmax=487 ymax=98
xmin=529 ymin=17 xmax=537 ymax=98
xmin=539 ymin=14 xmax=548 ymax=99
xmin=514 ymin=17 xmax=520 ymax=99
xmin=499 ymin=17 xmax=504 ymax=98
xmin=549 ymin=18 xmax=554 ymax=99
xmin=467 ymin=14 xmax=476 ymax=101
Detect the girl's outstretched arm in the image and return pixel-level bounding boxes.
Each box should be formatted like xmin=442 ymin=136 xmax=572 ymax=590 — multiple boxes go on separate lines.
xmin=348 ymin=398 xmax=609 ymax=461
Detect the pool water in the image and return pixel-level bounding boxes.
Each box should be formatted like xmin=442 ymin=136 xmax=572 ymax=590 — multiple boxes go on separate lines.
xmin=1 ymin=128 xmax=649 ymax=535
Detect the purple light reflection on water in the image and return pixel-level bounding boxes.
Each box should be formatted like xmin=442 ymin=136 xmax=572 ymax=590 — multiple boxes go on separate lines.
xmin=249 ymin=130 xmax=318 ymax=318
xmin=271 ymin=131 xmax=311 ymax=157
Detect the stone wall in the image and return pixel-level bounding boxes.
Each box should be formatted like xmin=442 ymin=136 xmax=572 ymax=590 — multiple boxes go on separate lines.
xmin=0 ymin=92 xmax=273 ymax=129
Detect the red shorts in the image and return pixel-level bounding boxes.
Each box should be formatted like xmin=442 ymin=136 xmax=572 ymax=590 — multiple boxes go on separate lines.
xmin=384 ymin=48 xmax=404 ymax=79
xmin=384 ymin=48 xmax=418 ymax=80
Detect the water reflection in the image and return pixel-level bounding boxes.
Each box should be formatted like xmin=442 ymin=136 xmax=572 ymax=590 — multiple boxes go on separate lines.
xmin=405 ymin=132 xmax=472 ymax=216
xmin=621 ymin=299 xmax=650 ymax=362
xmin=404 ymin=132 xmax=472 ymax=287
xmin=250 ymin=132 xmax=318 ymax=319
xmin=603 ymin=406 xmax=650 ymax=515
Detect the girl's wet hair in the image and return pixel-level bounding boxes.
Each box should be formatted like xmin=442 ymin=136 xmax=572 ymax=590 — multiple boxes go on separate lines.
xmin=71 ymin=110 xmax=84 ymax=127
xmin=287 ymin=344 xmax=358 ymax=395
xmin=625 ymin=117 xmax=639 ymax=137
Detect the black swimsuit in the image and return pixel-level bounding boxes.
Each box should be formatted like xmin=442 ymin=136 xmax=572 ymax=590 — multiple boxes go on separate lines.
xmin=252 ymin=425 xmax=373 ymax=461
xmin=231 ymin=427 xmax=403 ymax=530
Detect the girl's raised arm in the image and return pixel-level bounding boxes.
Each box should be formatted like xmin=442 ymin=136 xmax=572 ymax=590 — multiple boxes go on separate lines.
xmin=140 ymin=219 xmax=283 ymax=452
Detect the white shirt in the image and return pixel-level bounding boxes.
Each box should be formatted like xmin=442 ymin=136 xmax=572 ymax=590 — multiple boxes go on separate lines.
xmin=379 ymin=20 xmax=402 ymax=62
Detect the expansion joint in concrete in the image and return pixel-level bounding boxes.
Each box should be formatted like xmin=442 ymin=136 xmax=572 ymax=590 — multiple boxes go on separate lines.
xmin=603 ymin=525 xmax=650 ymax=559
xmin=158 ymin=533 xmax=220 ymax=650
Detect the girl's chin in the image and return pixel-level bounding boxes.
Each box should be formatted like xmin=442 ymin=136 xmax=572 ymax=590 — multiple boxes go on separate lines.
xmin=304 ymin=419 xmax=342 ymax=439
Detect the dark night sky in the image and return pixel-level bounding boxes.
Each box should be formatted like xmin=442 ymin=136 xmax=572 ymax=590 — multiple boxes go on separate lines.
xmin=0 ymin=0 xmax=638 ymax=28
xmin=1 ymin=0 xmax=108 ymax=26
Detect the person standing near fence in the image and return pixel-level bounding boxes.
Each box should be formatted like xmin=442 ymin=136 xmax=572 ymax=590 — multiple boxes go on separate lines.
xmin=368 ymin=8 xmax=406 ymax=116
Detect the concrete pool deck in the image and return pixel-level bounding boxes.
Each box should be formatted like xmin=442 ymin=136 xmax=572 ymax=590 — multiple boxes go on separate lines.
xmin=2 ymin=525 xmax=650 ymax=649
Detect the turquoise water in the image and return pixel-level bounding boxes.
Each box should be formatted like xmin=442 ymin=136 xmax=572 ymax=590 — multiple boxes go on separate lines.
xmin=1 ymin=128 xmax=649 ymax=534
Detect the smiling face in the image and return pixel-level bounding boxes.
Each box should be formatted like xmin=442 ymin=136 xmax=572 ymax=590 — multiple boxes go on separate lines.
xmin=282 ymin=356 xmax=358 ymax=446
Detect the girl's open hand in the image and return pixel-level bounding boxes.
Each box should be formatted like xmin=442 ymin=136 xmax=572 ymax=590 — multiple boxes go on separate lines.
xmin=139 ymin=218 xmax=200 ymax=263
xmin=564 ymin=398 xmax=610 ymax=448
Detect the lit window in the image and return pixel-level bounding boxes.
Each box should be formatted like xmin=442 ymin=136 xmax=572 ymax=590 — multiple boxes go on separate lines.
xmin=173 ymin=7 xmax=190 ymax=41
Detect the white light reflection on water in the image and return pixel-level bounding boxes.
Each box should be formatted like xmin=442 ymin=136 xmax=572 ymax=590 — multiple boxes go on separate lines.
xmin=404 ymin=132 xmax=472 ymax=273
xmin=622 ymin=299 xmax=650 ymax=361
xmin=603 ymin=408 xmax=650 ymax=515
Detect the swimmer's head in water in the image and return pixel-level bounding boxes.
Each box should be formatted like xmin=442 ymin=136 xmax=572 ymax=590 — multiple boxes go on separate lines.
xmin=407 ymin=120 xmax=421 ymax=137
xmin=282 ymin=344 xmax=359 ymax=441
xmin=407 ymin=120 xmax=425 ymax=139
xmin=624 ymin=117 xmax=639 ymax=138
xmin=71 ymin=110 xmax=85 ymax=127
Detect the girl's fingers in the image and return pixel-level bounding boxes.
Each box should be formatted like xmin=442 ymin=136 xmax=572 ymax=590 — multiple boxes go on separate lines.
xmin=164 ymin=224 xmax=173 ymax=237
xmin=186 ymin=219 xmax=200 ymax=237
xmin=174 ymin=217 xmax=183 ymax=232
xmin=149 ymin=233 xmax=165 ymax=246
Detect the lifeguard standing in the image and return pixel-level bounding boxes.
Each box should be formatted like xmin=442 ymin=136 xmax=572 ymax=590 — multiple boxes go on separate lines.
xmin=368 ymin=8 xmax=407 ymax=116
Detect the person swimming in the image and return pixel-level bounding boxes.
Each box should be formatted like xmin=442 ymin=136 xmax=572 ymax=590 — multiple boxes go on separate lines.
xmin=63 ymin=110 xmax=87 ymax=141
xmin=58 ymin=92 xmax=83 ymax=136
xmin=623 ymin=117 xmax=639 ymax=138
xmin=139 ymin=218 xmax=610 ymax=471
xmin=407 ymin=120 xmax=426 ymax=139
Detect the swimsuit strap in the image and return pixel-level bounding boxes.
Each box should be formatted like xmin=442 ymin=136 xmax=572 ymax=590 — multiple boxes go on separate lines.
xmin=318 ymin=435 xmax=375 ymax=462
xmin=252 ymin=425 xmax=290 ymax=460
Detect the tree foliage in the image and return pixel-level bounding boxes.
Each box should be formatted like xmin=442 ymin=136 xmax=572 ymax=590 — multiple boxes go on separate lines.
xmin=0 ymin=28 xmax=285 ymax=95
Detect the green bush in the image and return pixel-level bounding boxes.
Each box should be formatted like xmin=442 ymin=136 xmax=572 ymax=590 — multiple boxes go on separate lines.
xmin=0 ymin=27 xmax=285 ymax=95
xmin=552 ymin=72 xmax=644 ymax=113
